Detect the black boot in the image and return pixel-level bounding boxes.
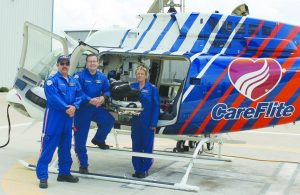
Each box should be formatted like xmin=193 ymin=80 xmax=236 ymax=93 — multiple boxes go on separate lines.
xmin=39 ymin=180 xmax=48 ymax=189
xmin=91 ymin=139 xmax=110 ymax=149
xmin=57 ymin=174 xmax=79 ymax=183
xmin=132 ymin=172 xmax=148 ymax=178
xmin=79 ymin=167 xmax=89 ymax=174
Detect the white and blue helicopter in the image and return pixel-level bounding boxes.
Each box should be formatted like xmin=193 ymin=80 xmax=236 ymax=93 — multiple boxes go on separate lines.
xmin=5 ymin=0 xmax=300 ymax=191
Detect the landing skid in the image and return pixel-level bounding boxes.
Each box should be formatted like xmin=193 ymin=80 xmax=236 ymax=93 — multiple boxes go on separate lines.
xmin=20 ymin=137 xmax=230 ymax=192
xmin=19 ymin=160 xmax=197 ymax=191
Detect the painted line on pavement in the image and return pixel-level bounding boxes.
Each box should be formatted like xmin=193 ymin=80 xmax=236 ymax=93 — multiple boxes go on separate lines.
xmin=265 ymin=163 xmax=298 ymax=195
xmin=242 ymin=131 xmax=300 ymax=136
xmin=0 ymin=122 xmax=34 ymax=130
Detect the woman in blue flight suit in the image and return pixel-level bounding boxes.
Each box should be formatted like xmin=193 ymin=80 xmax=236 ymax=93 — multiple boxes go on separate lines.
xmin=130 ymin=65 xmax=160 ymax=178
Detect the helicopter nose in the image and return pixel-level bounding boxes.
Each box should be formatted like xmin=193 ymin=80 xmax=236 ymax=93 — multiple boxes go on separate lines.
xmin=6 ymin=88 xmax=22 ymax=104
xmin=6 ymin=88 xmax=30 ymax=117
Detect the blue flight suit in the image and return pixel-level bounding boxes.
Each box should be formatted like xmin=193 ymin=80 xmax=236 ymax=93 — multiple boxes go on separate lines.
xmin=130 ymin=81 xmax=160 ymax=174
xmin=36 ymin=72 xmax=82 ymax=181
xmin=74 ymin=68 xmax=115 ymax=168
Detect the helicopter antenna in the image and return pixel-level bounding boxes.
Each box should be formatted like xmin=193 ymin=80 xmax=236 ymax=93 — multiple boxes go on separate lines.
xmin=85 ymin=21 xmax=97 ymax=42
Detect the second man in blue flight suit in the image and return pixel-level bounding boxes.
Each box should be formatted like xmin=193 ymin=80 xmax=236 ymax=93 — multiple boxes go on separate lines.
xmin=74 ymin=54 xmax=115 ymax=174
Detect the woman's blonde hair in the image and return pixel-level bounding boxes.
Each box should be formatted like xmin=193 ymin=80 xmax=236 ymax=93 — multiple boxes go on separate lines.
xmin=135 ymin=64 xmax=149 ymax=79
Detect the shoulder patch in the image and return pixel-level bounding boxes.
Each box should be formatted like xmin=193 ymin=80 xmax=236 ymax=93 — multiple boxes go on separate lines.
xmin=74 ymin=74 xmax=79 ymax=79
xmin=46 ymin=80 xmax=53 ymax=86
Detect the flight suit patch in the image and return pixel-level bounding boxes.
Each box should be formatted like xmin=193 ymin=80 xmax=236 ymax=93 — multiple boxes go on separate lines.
xmin=46 ymin=80 xmax=53 ymax=86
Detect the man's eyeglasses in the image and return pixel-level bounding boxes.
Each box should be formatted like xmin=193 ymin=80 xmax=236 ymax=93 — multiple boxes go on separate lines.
xmin=59 ymin=62 xmax=70 ymax=66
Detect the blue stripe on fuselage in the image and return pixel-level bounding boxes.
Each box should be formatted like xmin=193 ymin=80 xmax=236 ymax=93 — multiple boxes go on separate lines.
xmin=119 ymin=29 xmax=130 ymax=48
xmin=165 ymin=13 xmax=199 ymax=54
xmin=190 ymin=14 xmax=222 ymax=53
xmin=134 ymin=14 xmax=157 ymax=49
xmin=149 ymin=14 xmax=176 ymax=52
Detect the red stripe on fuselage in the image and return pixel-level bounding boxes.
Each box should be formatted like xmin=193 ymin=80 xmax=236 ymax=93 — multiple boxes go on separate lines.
xmin=216 ymin=27 xmax=299 ymax=132
xmin=231 ymin=46 xmax=300 ymax=131
xmin=251 ymin=60 xmax=300 ymax=129
xmin=272 ymin=27 xmax=300 ymax=58
xmin=177 ymin=21 xmax=265 ymax=135
xmin=202 ymin=25 xmax=299 ymax=134
xmin=252 ymin=23 xmax=284 ymax=59
xmin=192 ymin=21 xmax=266 ymax=135
xmin=178 ymin=69 xmax=227 ymax=134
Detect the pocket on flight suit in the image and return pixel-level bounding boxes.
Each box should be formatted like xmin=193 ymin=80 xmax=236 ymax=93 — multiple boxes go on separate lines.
xmin=58 ymin=84 xmax=67 ymax=96
xmin=68 ymin=83 xmax=77 ymax=103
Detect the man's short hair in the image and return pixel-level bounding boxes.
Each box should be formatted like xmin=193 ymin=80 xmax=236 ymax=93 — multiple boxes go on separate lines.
xmin=86 ymin=53 xmax=100 ymax=62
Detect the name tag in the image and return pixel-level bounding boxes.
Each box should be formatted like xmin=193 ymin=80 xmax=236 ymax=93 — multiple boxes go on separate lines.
xmin=95 ymin=80 xmax=102 ymax=84
xmin=69 ymin=82 xmax=75 ymax=87
xmin=141 ymin=89 xmax=149 ymax=93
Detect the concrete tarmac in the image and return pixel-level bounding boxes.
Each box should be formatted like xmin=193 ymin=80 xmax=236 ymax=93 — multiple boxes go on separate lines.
xmin=0 ymin=92 xmax=299 ymax=195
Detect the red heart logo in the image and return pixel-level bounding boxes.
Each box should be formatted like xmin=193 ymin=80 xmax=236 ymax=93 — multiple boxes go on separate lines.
xmin=228 ymin=58 xmax=282 ymax=101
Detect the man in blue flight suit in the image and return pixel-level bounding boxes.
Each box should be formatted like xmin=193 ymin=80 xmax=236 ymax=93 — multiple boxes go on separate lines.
xmin=36 ymin=55 xmax=82 ymax=189
xmin=130 ymin=65 xmax=160 ymax=178
xmin=74 ymin=54 xmax=115 ymax=174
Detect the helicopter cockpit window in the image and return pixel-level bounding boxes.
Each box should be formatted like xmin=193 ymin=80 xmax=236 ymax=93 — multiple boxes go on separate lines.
xmin=249 ymin=24 xmax=259 ymax=35
xmin=262 ymin=26 xmax=272 ymax=36
xmin=221 ymin=21 xmax=233 ymax=34
xmin=236 ymin=23 xmax=245 ymax=35
xmin=208 ymin=17 xmax=219 ymax=31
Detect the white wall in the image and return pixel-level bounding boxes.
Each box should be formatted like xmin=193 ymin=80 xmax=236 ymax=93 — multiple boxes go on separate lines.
xmin=0 ymin=0 xmax=53 ymax=87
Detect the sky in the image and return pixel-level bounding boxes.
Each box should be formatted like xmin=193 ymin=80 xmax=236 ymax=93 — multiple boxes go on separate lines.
xmin=53 ymin=0 xmax=300 ymax=34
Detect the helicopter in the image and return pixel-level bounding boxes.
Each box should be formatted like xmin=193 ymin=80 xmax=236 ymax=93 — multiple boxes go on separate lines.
xmin=6 ymin=0 xmax=300 ymax=191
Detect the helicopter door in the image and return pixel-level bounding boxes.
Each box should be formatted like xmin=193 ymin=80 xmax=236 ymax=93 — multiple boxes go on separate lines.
xmin=12 ymin=22 xmax=69 ymax=120
xmin=17 ymin=22 xmax=68 ymax=86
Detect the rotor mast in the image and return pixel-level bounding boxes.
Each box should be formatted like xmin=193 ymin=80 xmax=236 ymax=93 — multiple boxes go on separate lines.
xmin=147 ymin=0 xmax=185 ymax=13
